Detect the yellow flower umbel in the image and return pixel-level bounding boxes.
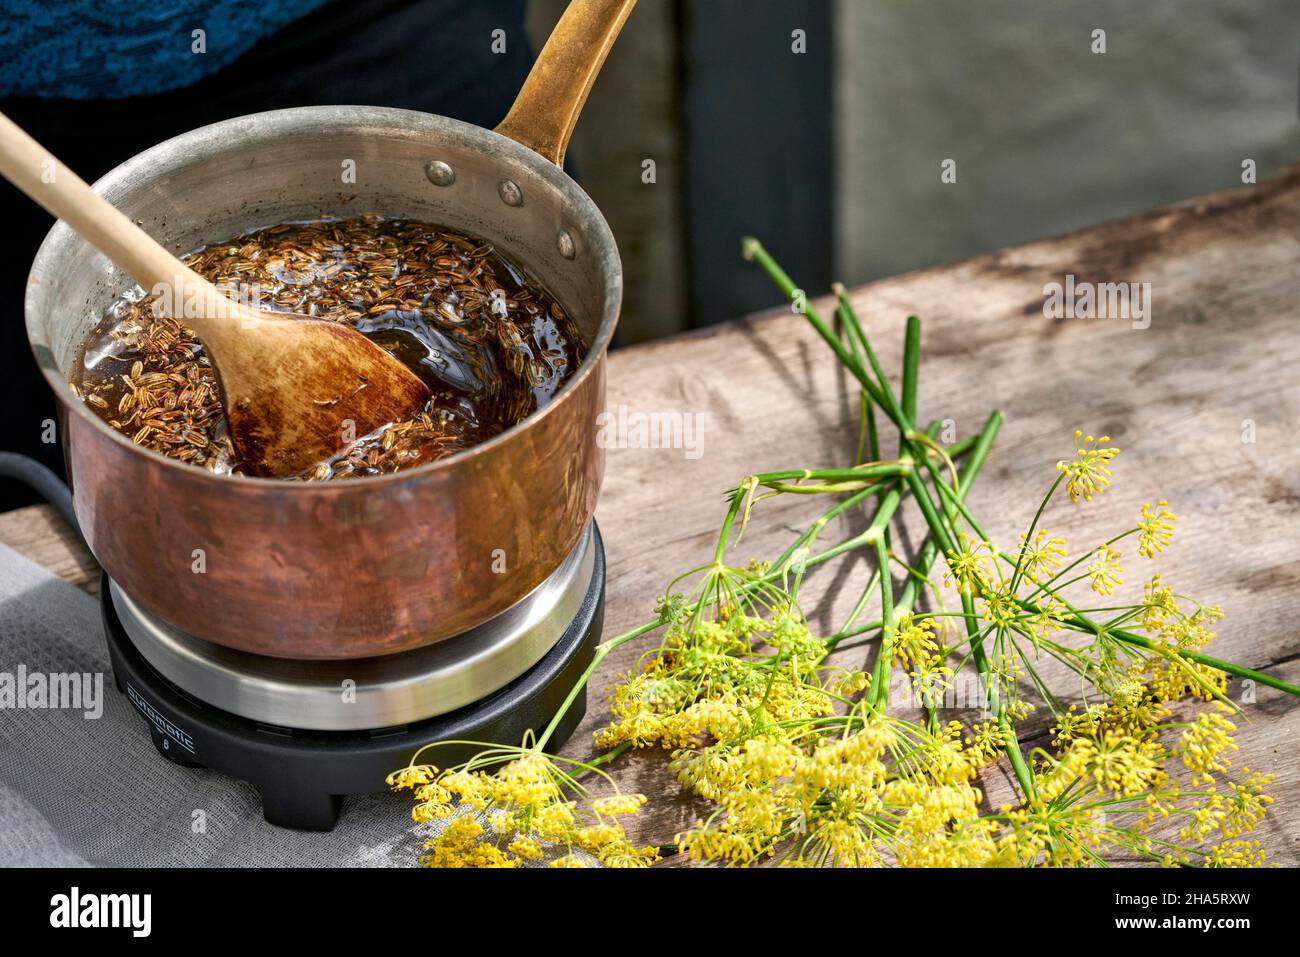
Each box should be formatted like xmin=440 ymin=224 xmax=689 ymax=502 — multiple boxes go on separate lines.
xmin=1087 ymin=545 xmax=1124 ymax=597
xmin=387 ymin=743 xmax=659 ymax=868
xmin=943 ymin=534 xmax=994 ymax=594
xmin=595 ymin=562 xmax=1015 ymax=867
xmin=992 ymin=690 xmax=1274 ymax=867
xmin=1057 ymin=431 xmax=1120 ymax=503
xmin=887 ymin=611 xmax=940 ymax=670
xmin=1137 ymin=500 xmax=1176 ymax=557
xmin=669 ymin=713 xmax=1001 ymax=867
xmin=1016 ymin=530 xmax=1067 ymax=583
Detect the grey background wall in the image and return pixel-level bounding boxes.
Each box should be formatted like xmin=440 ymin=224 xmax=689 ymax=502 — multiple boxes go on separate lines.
xmin=528 ymin=0 xmax=689 ymax=345
xmin=528 ymin=0 xmax=1300 ymax=339
xmin=835 ymin=0 xmax=1300 ymax=284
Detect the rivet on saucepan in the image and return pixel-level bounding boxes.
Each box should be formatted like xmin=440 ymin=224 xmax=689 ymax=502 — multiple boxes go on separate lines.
xmin=498 ymin=179 xmax=524 ymax=207
xmin=556 ymin=229 xmax=576 ymax=260
xmin=424 ymin=161 xmax=456 ymax=187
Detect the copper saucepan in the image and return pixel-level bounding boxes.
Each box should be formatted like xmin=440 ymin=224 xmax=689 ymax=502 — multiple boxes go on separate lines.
xmin=24 ymin=0 xmax=635 ymax=659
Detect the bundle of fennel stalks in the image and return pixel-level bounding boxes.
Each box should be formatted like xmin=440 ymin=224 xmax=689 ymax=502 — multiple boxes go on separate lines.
xmin=387 ymin=242 xmax=1296 ymax=868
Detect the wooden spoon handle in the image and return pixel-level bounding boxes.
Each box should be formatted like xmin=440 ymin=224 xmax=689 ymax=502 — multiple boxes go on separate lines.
xmin=0 ymin=110 xmax=229 ymax=330
xmin=494 ymin=0 xmax=636 ymax=167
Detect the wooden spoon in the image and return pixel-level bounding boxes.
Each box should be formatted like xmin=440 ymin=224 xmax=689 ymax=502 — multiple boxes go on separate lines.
xmin=0 ymin=111 xmax=430 ymax=477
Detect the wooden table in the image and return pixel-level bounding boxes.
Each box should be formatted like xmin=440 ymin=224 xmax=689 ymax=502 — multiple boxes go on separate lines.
xmin=4 ymin=170 xmax=1298 ymax=864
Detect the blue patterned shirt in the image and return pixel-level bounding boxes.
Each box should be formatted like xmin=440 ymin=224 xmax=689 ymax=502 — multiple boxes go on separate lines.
xmin=0 ymin=1 xmax=332 ymax=99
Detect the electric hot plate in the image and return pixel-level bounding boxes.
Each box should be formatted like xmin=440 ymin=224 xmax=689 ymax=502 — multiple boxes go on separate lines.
xmin=102 ymin=523 xmax=604 ymax=831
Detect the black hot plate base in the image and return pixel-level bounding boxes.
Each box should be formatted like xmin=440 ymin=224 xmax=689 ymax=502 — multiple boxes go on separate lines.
xmin=101 ymin=525 xmax=604 ymax=831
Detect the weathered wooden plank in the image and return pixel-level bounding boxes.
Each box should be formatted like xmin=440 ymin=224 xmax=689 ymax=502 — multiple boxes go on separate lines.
xmin=0 ymin=504 xmax=98 ymax=595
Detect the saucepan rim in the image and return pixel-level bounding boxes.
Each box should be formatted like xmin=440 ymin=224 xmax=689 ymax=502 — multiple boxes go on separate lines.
xmin=25 ymin=104 xmax=622 ymax=490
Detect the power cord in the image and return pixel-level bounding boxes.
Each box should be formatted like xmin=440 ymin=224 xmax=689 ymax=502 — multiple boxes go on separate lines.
xmin=0 ymin=452 xmax=84 ymax=543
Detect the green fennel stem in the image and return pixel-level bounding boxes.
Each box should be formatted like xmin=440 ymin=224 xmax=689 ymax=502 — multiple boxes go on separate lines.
xmin=865 ymin=412 xmax=1001 ymax=707
xmin=747 ymin=236 xmax=1300 ymax=703
xmin=535 ymin=619 xmax=662 ymax=750
xmin=750 ymin=240 xmax=1039 ymax=791
xmin=536 ymin=432 xmax=981 ymax=754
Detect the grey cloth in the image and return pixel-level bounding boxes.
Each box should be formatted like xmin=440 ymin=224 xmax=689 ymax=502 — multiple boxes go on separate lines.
xmin=0 ymin=543 xmax=430 ymax=867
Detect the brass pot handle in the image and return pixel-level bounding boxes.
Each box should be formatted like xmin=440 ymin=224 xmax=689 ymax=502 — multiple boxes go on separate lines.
xmin=495 ymin=0 xmax=637 ymax=167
